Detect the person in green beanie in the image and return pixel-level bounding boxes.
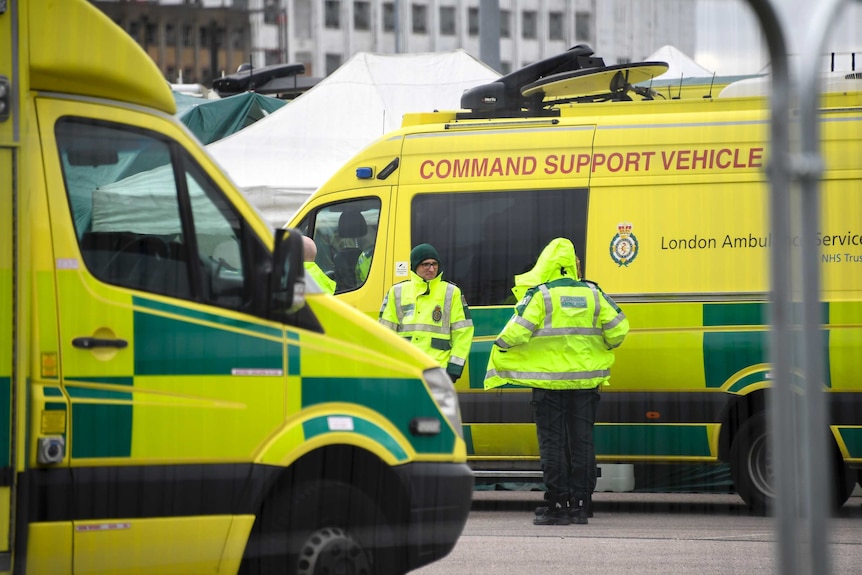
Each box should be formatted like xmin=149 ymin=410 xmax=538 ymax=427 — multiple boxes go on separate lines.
xmin=378 ymin=243 xmax=474 ymax=382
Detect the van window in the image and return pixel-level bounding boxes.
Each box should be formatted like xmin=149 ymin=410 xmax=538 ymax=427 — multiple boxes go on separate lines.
xmin=411 ymin=189 xmax=589 ymax=306
xmin=296 ymin=198 xmax=381 ymax=294
xmin=55 ymin=118 xmax=263 ymax=312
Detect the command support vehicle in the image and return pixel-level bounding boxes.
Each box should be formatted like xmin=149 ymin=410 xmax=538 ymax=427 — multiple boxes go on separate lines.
xmin=290 ymin=45 xmax=862 ymax=514
xmin=0 ymin=1 xmax=472 ymax=573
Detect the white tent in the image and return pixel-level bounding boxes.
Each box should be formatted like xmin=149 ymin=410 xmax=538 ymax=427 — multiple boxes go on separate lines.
xmin=208 ymin=50 xmax=499 ymax=226
xmin=647 ymin=45 xmax=715 ymax=80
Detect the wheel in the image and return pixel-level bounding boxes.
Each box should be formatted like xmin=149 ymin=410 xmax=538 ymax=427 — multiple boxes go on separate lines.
xmin=251 ymin=479 xmax=402 ymax=575
xmin=731 ymin=411 xmax=773 ymax=514
xmin=730 ymin=411 xmax=857 ymax=514
xmin=833 ymin=457 xmax=857 ymax=510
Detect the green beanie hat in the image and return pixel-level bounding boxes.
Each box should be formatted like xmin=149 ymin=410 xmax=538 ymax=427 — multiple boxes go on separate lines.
xmin=410 ymin=243 xmax=441 ymax=273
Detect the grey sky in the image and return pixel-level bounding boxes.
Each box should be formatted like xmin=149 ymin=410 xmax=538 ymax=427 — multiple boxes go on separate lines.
xmin=695 ymin=0 xmax=862 ymax=75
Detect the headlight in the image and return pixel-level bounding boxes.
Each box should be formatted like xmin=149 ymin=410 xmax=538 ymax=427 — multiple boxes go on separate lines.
xmin=423 ymin=367 xmax=463 ymax=439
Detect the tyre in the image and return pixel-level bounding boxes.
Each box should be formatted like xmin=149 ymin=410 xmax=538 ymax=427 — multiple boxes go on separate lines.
xmin=251 ymin=479 xmax=402 ymax=575
xmin=730 ymin=411 xmax=773 ymax=514
xmin=730 ymin=411 xmax=857 ymax=514
xmin=834 ymin=458 xmax=857 ymax=510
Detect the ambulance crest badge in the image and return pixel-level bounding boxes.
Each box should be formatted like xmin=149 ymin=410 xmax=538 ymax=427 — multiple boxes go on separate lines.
xmin=432 ymin=305 xmax=443 ymax=323
xmin=610 ymin=222 xmax=638 ymax=267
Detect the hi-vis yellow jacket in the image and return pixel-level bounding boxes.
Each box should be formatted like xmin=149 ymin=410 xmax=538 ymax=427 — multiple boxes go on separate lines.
xmin=484 ymin=238 xmax=629 ymax=390
xmin=305 ymin=261 xmax=336 ymax=294
xmin=379 ymin=272 xmax=474 ymax=380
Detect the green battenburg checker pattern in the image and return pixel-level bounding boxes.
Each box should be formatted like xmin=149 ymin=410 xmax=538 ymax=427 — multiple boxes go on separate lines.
xmin=133 ymin=300 xmax=283 ymax=376
xmin=303 ymin=416 xmax=408 ymax=462
xmin=302 ymin=377 xmax=455 ymax=455
xmin=65 ymin=377 xmax=134 ymax=458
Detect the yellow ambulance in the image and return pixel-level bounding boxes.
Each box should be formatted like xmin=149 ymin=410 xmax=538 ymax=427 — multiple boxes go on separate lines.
xmin=1 ymin=1 xmax=472 ymax=573
xmin=289 ymin=45 xmax=862 ymax=514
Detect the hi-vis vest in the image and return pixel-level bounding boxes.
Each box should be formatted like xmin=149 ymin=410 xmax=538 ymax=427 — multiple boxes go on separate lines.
xmin=484 ymin=238 xmax=629 ymax=390
xmin=379 ymin=272 xmax=474 ymax=378
xmin=305 ymin=261 xmax=336 ymax=295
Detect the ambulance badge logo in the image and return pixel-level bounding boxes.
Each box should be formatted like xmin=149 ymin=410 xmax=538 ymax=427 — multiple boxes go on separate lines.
xmin=610 ymin=222 xmax=638 ymax=267
xmin=432 ymin=305 xmax=443 ymax=323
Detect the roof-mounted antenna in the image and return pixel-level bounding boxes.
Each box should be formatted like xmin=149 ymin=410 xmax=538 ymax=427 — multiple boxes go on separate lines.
xmin=674 ymin=74 xmax=683 ymax=99
xmin=458 ymin=44 xmax=602 ymax=118
xmin=704 ymin=71 xmax=716 ymax=99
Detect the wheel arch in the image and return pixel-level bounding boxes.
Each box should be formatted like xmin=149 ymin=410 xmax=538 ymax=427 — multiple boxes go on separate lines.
xmin=717 ymin=388 xmax=767 ymax=463
xmin=261 ymin=443 xmax=411 ymax=526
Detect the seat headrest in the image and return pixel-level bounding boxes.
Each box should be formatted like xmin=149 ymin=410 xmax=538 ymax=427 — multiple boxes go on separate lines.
xmin=338 ymin=211 xmax=368 ymax=239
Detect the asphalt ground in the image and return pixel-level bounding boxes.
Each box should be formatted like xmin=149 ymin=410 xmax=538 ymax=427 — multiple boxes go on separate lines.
xmin=411 ymin=491 xmax=862 ymax=574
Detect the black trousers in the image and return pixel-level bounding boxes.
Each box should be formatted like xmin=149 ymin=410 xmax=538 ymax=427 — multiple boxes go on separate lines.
xmin=532 ymin=387 xmax=600 ymax=505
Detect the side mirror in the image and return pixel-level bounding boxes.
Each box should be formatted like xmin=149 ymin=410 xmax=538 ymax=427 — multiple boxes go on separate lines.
xmin=270 ymin=228 xmax=306 ymax=315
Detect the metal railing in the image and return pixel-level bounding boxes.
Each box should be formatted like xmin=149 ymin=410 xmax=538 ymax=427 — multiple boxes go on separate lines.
xmin=751 ymin=1 xmax=861 ymax=573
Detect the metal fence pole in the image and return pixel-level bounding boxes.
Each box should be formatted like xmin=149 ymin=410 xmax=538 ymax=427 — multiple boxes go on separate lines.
xmin=747 ymin=0 xmax=859 ymax=573
xmin=797 ymin=1 xmax=861 ymax=573
xmin=743 ymin=1 xmax=799 ymax=574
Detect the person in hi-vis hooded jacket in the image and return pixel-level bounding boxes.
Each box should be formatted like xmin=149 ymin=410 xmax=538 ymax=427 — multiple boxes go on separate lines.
xmin=484 ymin=238 xmax=629 ymax=526
xmin=379 ymin=244 xmax=474 ymax=382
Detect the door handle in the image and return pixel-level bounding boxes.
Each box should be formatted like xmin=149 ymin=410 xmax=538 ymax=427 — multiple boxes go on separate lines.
xmin=72 ymin=337 xmax=128 ymax=350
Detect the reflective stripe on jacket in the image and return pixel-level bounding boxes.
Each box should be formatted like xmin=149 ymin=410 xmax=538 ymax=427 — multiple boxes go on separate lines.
xmin=379 ymin=271 xmax=474 ymax=378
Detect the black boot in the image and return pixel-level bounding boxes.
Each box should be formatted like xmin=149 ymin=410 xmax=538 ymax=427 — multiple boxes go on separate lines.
xmin=533 ymin=500 xmax=570 ymax=525
xmin=568 ymin=498 xmax=589 ymax=525
xmin=534 ymin=492 xmax=552 ymax=517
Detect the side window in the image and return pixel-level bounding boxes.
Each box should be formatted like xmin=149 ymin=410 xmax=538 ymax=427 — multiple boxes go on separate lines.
xmin=56 ymin=118 xmax=262 ymax=312
xmin=411 ymin=189 xmax=589 ymax=306
xmin=297 ymin=198 xmax=381 ymax=294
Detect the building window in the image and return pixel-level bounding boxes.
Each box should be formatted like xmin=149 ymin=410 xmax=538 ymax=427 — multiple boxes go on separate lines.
xmin=296 ymin=51 xmax=313 ymax=75
xmin=500 ymin=61 xmax=511 ymax=74
xmin=467 ymin=7 xmax=479 ymax=36
xmin=354 ymin=1 xmax=371 ymax=30
xmin=264 ymin=0 xmax=280 ymax=25
xmin=440 ymin=6 xmax=455 ymax=36
xmin=165 ymin=23 xmax=177 ymax=45
xmin=325 ymin=0 xmax=341 ymax=29
xmin=522 ymin=10 xmax=537 ymax=39
xmin=412 ymin=4 xmax=427 ymax=34
xmin=500 ymin=10 xmax=511 ymax=38
xmin=383 ymin=2 xmax=395 ymax=32
xmin=326 ymin=53 xmax=342 ymax=75
xmin=232 ymin=28 xmax=244 ymax=50
xmin=575 ymin=11 xmax=592 ymax=43
xmin=182 ymin=24 xmax=194 ymax=47
xmin=549 ymin=11 xmax=563 ymax=40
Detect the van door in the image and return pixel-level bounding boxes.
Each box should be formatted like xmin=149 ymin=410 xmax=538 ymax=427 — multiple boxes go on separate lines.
xmin=1 ymin=4 xmax=16 ymax=564
xmin=35 ymin=98 xmax=289 ymax=570
xmin=0 ymin=120 xmax=14 ymax=571
xmin=394 ymin=123 xmax=596 ymax=470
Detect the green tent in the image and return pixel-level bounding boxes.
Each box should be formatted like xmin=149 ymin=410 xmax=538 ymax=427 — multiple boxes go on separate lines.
xmin=179 ymin=92 xmax=286 ymax=145
xmin=172 ymin=91 xmax=205 ymax=117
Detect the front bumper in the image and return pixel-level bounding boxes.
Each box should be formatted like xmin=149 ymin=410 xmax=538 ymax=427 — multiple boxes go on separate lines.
xmin=393 ymin=461 xmax=474 ymax=570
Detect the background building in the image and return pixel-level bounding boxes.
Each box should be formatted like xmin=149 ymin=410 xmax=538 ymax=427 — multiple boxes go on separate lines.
xmin=92 ymin=0 xmax=696 ymax=86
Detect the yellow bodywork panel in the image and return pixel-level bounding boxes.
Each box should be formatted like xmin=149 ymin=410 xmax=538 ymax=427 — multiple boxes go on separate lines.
xmin=28 ymin=0 xmax=175 ymax=114
xmin=28 ymin=515 xmax=255 ymax=575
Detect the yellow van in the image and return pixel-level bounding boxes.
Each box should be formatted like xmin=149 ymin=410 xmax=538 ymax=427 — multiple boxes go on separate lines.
xmin=1 ymin=1 xmax=471 ymax=573
xmin=290 ymin=45 xmax=862 ymax=513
